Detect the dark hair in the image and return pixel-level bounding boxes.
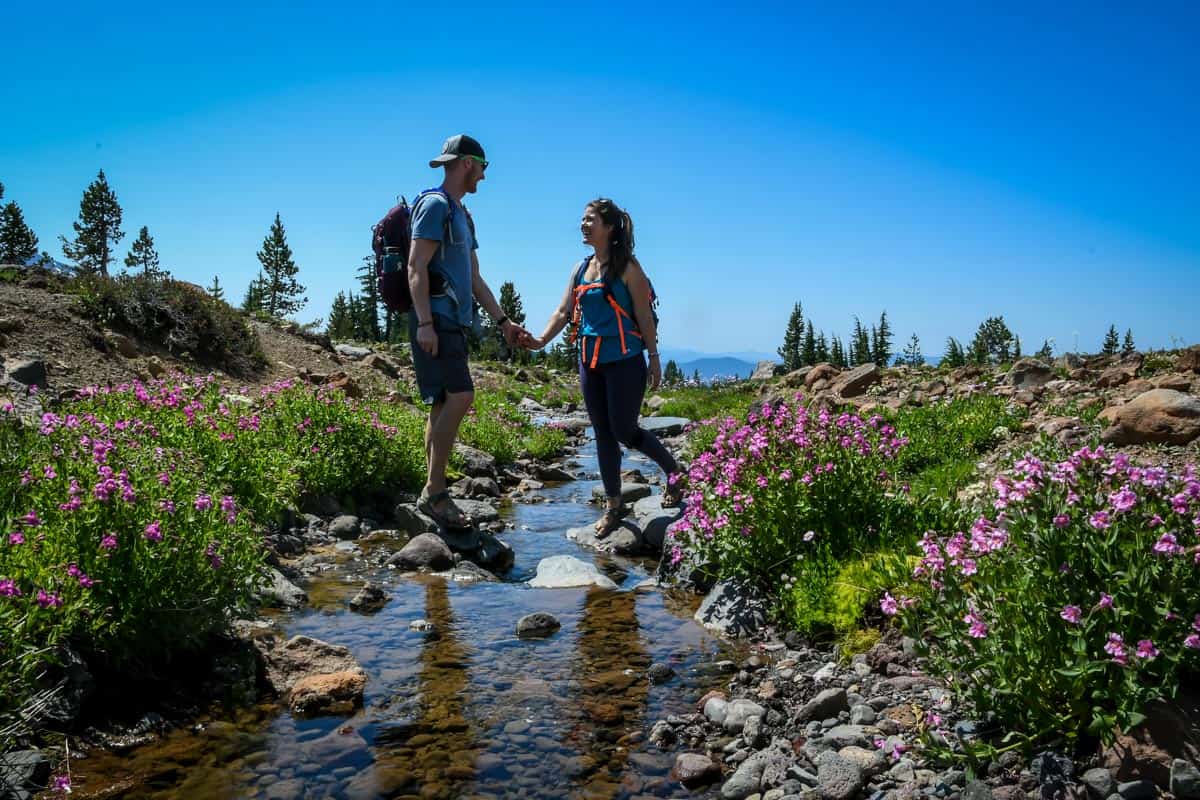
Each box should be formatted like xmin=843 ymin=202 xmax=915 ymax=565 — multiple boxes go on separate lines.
xmin=587 ymin=198 xmax=635 ymax=281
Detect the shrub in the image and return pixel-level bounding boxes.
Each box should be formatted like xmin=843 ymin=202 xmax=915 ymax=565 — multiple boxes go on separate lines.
xmin=0 ymin=399 xmax=266 ymax=721
xmin=68 ymin=273 xmax=267 ymax=375
xmin=523 ymin=426 xmax=568 ymax=461
xmin=668 ymin=398 xmax=910 ymax=634
xmin=886 ymin=446 xmax=1200 ymax=748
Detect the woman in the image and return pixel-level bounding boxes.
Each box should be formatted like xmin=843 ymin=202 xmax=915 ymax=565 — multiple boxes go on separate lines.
xmin=525 ymin=198 xmax=684 ymax=535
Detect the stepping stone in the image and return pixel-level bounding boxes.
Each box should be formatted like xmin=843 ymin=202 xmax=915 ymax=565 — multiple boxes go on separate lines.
xmin=591 ymin=482 xmax=652 ymax=505
xmin=639 ymin=416 xmax=690 ymax=437
xmin=527 ymin=555 xmax=618 ymax=589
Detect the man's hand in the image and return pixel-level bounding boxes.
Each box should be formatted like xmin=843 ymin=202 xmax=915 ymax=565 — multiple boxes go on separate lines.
xmin=647 ymin=355 xmax=662 ymax=390
xmin=502 ymin=321 xmax=532 ymax=347
xmin=417 ymin=323 xmax=438 ymax=357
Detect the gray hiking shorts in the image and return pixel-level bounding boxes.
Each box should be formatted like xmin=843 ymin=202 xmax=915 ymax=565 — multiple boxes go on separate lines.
xmin=409 ymin=314 xmax=473 ymax=405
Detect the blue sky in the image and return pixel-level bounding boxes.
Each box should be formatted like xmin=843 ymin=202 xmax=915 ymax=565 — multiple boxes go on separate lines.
xmin=3 ymin=1 xmax=1198 ymax=357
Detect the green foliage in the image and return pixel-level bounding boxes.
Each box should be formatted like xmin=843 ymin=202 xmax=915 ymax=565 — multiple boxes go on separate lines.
xmin=943 ymin=337 xmax=967 ymax=368
xmin=888 ymin=394 xmax=1026 ymax=496
xmin=1138 ymin=349 xmax=1176 ymax=376
xmin=60 ymin=169 xmax=124 ymax=276
xmin=0 ymin=201 xmax=39 ymax=264
xmin=69 ymin=273 xmax=267 ymax=375
xmin=783 ymin=550 xmax=909 ymax=637
xmin=668 ymin=402 xmax=911 ymax=635
xmin=256 ymin=213 xmax=306 ymax=318
xmin=899 ymin=333 xmax=925 ymax=367
xmin=355 ymin=256 xmax=382 ymax=342
xmin=123 ymin=225 xmax=164 ymax=278
xmin=969 ymin=316 xmax=1015 ymax=365
xmin=207 ymin=275 xmax=225 ymax=302
xmin=778 ymin=302 xmax=804 ymax=372
xmin=1035 ymin=339 xmax=1054 ymax=360
xmin=651 ymin=382 xmax=757 ymax=423
xmin=802 ymin=320 xmax=817 ymax=366
xmin=523 ymin=426 xmax=568 ymax=460
xmin=663 ymin=359 xmax=684 ymax=386
xmin=830 ymin=335 xmax=847 ymax=368
xmin=851 ymin=316 xmax=871 ymax=365
xmin=888 ymin=446 xmax=1200 ymax=748
xmin=1122 ymin=329 xmax=1136 ymax=356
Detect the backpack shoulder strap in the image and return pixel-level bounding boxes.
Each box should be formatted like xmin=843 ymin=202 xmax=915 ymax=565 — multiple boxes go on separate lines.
xmin=574 ymin=256 xmax=591 ymax=286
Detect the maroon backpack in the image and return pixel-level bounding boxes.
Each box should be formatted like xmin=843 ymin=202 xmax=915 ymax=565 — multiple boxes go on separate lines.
xmin=371 ymin=188 xmax=471 ymax=313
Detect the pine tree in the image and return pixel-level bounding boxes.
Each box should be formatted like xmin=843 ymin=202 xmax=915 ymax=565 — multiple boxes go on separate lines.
xmin=256 ymin=213 xmax=307 ymax=318
xmin=692 ymin=368 xmax=702 ymax=384
xmin=0 ymin=202 xmax=39 ymax=264
xmin=943 ymin=337 xmax=966 ymax=368
xmin=498 ymin=281 xmax=527 ymax=327
xmin=802 ymin=320 xmax=817 ymax=366
xmin=326 ymin=291 xmax=353 ymax=339
xmin=61 ymin=169 xmax=124 ymax=275
xmin=1013 ymin=336 xmax=1022 ymax=360
xmin=830 ymin=335 xmax=846 ymax=368
xmin=1102 ymin=324 xmax=1120 ymax=356
xmin=355 ymin=256 xmax=381 ymax=342
xmin=1035 ymin=339 xmax=1054 ymax=361
xmin=207 ymin=275 xmax=225 ymax=302
xmin=851 ymin=317 xmax=872 ymax=365
xmin=778 ymin=302 xmax=804 ymax=372
xmin=1122 ymin=329 xmax=1136 ymax=356
xmin=969 ymin=316 xmax=1015 ymax=364
xmin=664 ymin=359 xmax=683 ymax=385
xmin=123 ymin=225 xmax=163 ymax=277
xmin=242 ymin=271 xmax=266 ymax=314
xmin=901 ymin=333 xmax=924 ymax=367
xmin=816 ymin=331 xmax=829 ymax=363
xmin=872 ymin=311 xmax=893 ymax=367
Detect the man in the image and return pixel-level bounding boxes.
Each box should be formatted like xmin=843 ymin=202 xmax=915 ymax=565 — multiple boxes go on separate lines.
xmin=408 ymin=133 xmax=528 ymax=528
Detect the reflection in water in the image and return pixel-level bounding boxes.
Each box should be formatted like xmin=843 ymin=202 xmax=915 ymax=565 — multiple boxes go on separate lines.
xmin=353 ymin=576 xmax=477 ymax=799
xmin=567 ymin=586 xmax=651 ymax=798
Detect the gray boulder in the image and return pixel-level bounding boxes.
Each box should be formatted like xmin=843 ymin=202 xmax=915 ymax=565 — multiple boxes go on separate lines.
xmin=454 ymin=443 xmax=497 ymax=477
xmin=816 ymin=752 xmax=864 ymax=800
xmin=591 ymin=482 xmax=653 ymax=505
xmin=4 ymin=357 xmax=47 ymax=391
xmin=1100 ymin=389 xmax=1200 ymax=445
xmin=0 ymin=750 xmax=50 ymax=797
xmin=387 ymin=533 xmax=454 ymax=572
xmin=723 ymin=698 xmax=766 ymax=734
xmin=333 ymin=343 xmax=372 ymax=359
xmin=674 ymin=752 xmax=723 ymax=789
xmin=1082 ymin=767 xmax=1117 ymax=799
xmin=1007 ymin=358 xmax=1054 ymax=390
xmin=327 ymin=515 xmax=362 ymax=540
xmin=796 ymin=688 xmax=849 ymax=723
xmin=516 ymin=612 xmax=561 ymax=638
xmin=1171 ymin=759 xmax=1200 ymax=800
xmin=632 ymin=493 xmax=682 ymax=550
xmin=392 ymin=503 xmax=437 ymax=536
xmin=348 ymin=583 xmax=388 ymax=613
xmin=258 ymin=567 xmax=307 ymax=608
xmin=751 ymin=360 xmax=777 ymax=380
xmin=640 ymin=416 xmax=690 ymax=437
xmin=567 ymin=519 xmax=652 ymax=556
xmin=474 ymin=531 xmax=514 ymax=573
xmin=528 ymin=555 xmax=618 ymax=589
xmin=694 ymin=579 xmax=769 ymax=638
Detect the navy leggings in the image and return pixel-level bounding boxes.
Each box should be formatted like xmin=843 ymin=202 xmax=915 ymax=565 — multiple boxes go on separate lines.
xmin=579 ymin=354 xmax=679 ymax=499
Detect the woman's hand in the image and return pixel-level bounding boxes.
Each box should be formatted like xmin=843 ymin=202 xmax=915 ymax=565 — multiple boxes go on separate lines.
xmin=647 ymin=355 xmax=662 ymax=390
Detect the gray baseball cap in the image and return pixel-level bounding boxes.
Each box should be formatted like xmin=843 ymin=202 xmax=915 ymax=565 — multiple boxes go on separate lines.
xmin=429 ymin=134 xmax=486 ymax=167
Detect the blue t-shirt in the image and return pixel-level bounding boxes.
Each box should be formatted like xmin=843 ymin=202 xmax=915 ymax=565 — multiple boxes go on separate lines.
xmin=575 ymin=259 xmax=646 ymax=364
xmin=411 ymin=191 xmax=478 ymax=329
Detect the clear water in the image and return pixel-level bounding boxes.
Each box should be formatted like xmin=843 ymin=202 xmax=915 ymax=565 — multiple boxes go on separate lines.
xmin=68 ymin=436 xmax=744 ymax=799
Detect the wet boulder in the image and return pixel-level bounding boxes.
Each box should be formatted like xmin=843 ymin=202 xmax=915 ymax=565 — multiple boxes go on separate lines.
xmin=632 ymin=494 xmax=683 ymax=551
xmin=694 ymin=579 xmax=769 ymax=638
xmin=528 ymin=555 xmax=618 ymax=589
xmin=453 ymin=443 xmax=497 ymax=477
xmin=257 ymin=567 xmax=308 ymax=608
xmin=516 ymin=612 xmax=561 ymax=638
xmin=348 ymin=582 xmax=389 ymax=613
xmin=387 ymin=533 xmax=454 ymax=572
xmin=591 ymin=482 xmax=653 ymax=506
xmin=640 ymin=416 xmax=690 ymax=437
xmin=567 ymin=519 xmax=653 ymax=556
xmin=252 ymin=634 xmax=367 ymax=716
xmin=327 ymin=514 xmax=362 ymax=540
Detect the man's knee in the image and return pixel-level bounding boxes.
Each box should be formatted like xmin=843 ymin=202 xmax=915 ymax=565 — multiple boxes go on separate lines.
xmin=444 ymin=389 xmax=474 ymax=415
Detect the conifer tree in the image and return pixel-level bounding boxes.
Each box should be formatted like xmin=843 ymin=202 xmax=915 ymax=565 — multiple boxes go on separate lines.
xmin=1102 ymin=324 xmax=1120 ymax=356
xmin=498 ymin=281 xmax=526 ymax=327
xmin=61 ymin=169 xmax=124 ymax=275
xmin=901 ymin=333 xmax=924 ymax=367
xmin=1122 ymin=329 xmax=1136 ymax=356
xmin=816 ymin=331 xmax=829 ymax=363
xmin=354 ymin=256 xmax=381 ymax=342
xmin=851 ymin=317 xmax=872 ymax=365
xmin=943 ymin=337 xmax=966 ymax=368
xmin=969 ymin=316 xmax=1015 ymax=364
xmin=1013 ymin=336 xmax=1022 ymax=360
xmin=242 ymin=271 xmax=266 ymax=314
xmin=802 ymin=320 xmax=817 ymax=366
xmin=872 ymin=311 xmax=893 ymax=367
xmin=830 ymin=335 xmax=846 ymax=368
xmin=326 ymin=291 xmax=353 ymax=339
xmin=207 ymin=275 xmax=225 ymax=302
xmin=664 ymin=359 xmax=683 ymax=385
xmin=123 ymin=225 xmax=163 ymax=277
xmin=256 ymin=213 xmax=306 ymax=318
xmin=778 ymin=302 xmax=804 ymax=372
xmin=0 ymin=202 xmax=39 ymax=264
xmin=1035 ymin=339 xmax=1054 ymax=361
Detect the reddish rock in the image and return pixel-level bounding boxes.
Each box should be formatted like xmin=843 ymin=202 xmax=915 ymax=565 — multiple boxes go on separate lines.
xmin=1178 ymin=345 xmax=1200 ymax=374
xmin=834 ymin=363 xmax=881 ymax=398
xmin=696 ymin=689 xmax=726 ymax=712
xmin=805 ymin=363 xmax=840 ymax=388
xmin=1100 ymin=389 xmax=1200 ymax=446
xmin=1155 ymin=374 xmax=1194 ymax=391
xmin=672 ymin=752 xmax=722 ymax=788
xmin=1097 ymin=364 xmax=1138 ymax=388
xmin=1007 ymin=358 xmax=1054 ymax=390
xmin=1100 ymin=698 xmax=1200 ymax=787
xmin=327 ymin=372 xmax=363 ymax=399
xmin=289 ymin=669 xmax=367 ymax=715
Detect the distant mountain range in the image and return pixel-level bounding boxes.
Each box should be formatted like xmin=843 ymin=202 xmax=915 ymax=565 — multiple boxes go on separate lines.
xmin=21 ymin=255 xmax=76 ymax=274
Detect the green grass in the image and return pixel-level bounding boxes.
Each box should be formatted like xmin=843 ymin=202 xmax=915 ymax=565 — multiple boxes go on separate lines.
xmin=651 ymin=382 xmax=759 ymax=422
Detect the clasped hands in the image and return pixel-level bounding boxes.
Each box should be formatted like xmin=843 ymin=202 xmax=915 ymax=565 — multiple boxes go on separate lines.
xmin=501 ymin=321 xmax=541 ymax=350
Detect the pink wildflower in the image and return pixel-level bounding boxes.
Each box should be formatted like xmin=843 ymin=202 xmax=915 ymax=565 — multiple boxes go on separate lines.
xmin=880 ymin=593 xmax=899 ymax=616
xmin=1089 ymin=511 xmax=1111 ymax=529
xmin=36 ymin=590 xmax=63 ymax=609
xmin=194 ymin=494 xmax=213 ymax=511
xmin=100 ymin=534 xmax=118 ymax=550
xmin=1053 ymin=514 xmax=1071 ymax=528
xmin=1109 ymin=486 xmax=1137 ymax=512
xmin=0 ymin=579 xmax=21 ymax=597
xmin=1136 ymin=639 xmax=1160 ymax=660
xmin=1153 ymin=533 xmax=1185 ymax=556
xmin=1104 ymin=633 xmax=1128 ymax=665
xmin=1098 ymin=593 xmax=1114 ymax=610
xmin=1186 ymin=634 xmax=1200 ymax=649
xmin=963 ymin=610 xmax=989 ymax=638
xmin=144 ymin=521 xmax=163 ymax=542
xmin=8 ymin=532 xmax=24 ymax=546
xmin=1060 ymin=605 xmax=1082 ymax=624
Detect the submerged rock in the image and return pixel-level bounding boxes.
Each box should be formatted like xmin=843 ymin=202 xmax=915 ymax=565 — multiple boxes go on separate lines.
xmin=516 ymin=612 xmax=561 ymax=638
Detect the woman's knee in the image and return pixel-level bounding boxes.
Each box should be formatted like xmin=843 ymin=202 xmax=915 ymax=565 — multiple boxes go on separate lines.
xmin=615 ymin=425 xmax=645 ymax=449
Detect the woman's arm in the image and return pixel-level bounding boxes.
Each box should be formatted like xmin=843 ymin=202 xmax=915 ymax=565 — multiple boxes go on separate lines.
xmin=531 ymin=269 xmax=578 ymax=348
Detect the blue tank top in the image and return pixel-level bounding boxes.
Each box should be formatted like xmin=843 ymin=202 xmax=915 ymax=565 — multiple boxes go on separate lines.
xmin=574 ymin=257 xmax=646 ymax=366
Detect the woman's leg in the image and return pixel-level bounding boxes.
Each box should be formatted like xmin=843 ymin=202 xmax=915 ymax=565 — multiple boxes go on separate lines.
xmin=580 ymin=360 xmax=623 ymax=503
xmin=605 ymin=356 xmax=680 ymax=478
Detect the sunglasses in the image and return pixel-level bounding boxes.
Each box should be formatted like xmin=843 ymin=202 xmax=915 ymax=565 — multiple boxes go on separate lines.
xmin=467 ymin=155 xmax=489 ymax=171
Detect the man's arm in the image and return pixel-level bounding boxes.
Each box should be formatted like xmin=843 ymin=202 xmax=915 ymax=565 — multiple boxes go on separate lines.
xmin=407 ymin=238 xmax=441 ymax=326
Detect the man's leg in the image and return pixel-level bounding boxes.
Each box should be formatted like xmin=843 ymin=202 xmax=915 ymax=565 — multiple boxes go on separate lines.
xmin=425 ymin=401 xmax=443 ymax=463
xmin=425 ymin=389 xmax=474 ymax=496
